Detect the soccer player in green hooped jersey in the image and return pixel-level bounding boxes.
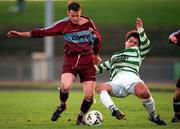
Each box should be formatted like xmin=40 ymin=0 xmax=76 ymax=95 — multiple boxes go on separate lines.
xmin=95 ymin=18 xmax=167 ymax=126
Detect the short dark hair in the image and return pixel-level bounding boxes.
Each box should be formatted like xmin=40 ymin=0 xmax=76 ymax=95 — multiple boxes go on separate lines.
xmin=68 ymin=2 xmax=82 ymax=11
xmin=125 ymin=29 xmax=140 ymax=44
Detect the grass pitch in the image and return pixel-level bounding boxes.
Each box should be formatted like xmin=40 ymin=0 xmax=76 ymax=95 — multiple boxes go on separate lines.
xmin=0 ymin=88 xmax=179 ymax=129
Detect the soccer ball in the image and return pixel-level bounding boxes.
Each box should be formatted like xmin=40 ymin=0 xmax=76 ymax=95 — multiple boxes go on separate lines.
xmin=85 ymin=110 xmax=103 ymax=126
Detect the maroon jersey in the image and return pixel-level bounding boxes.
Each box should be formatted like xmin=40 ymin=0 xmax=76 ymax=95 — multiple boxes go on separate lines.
xmin=169 ymin=30 xmax=180 ymax=46
xmin=31 ymin=16 xmax=102 ymax=55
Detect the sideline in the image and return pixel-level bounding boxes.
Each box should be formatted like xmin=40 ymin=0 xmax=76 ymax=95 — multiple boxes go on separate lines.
xmin=0 ymin=81 xmax=175 ymax=92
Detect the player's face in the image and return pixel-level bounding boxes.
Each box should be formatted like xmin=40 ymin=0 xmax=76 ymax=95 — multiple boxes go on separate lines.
xmin=125 ymin=36 xmax=139 ymax=48
xmin=67 ymin=10 xmax=82 ymax=25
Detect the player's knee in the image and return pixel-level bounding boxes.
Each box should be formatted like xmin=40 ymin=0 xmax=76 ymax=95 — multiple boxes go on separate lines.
xmin=135 ymin=83 xmax=151 ymax=99
xmin=95 ymin=86 xmax=101 ymax=94
xmin=85 ymin=93 xmax=94 ymax=100
xmin=136 ymin=89 xmax=150 ymax=99
xmin=97 ymin=84 xmax=111 ymax=95
xmin=84 ymin=88 xmax=94 ymax=100
xmin=96 ymin=85 xmax=106 ymax=94
xmin=84 ymin=89 xmax=94 ymax=100
xmin=60 ymin=83 xmax=71 ymax=93
xmin=142 ymin=92 xmax=150 ymax=99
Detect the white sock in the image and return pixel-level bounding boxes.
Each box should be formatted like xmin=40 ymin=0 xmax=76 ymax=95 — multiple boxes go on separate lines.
xmin=100 ymin=90 xmax=117 ymax=112
xmin=142 ymin=97 xmax=156 ymax=116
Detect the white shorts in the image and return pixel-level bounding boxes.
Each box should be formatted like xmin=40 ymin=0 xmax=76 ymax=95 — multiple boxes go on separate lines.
xmin=106 ymin=71 xmax=144 ymax=97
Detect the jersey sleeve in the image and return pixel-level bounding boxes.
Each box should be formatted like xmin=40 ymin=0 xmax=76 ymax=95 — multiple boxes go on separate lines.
xmin=89 ymin=20 xmax=102 ymax=55
xmin=31 ymin=19 xmax=67 ymax=38
xmin=94 ymin=60 xmax=111 ymax=74
xmin=138 ymin=27 xmax=151 ymax=60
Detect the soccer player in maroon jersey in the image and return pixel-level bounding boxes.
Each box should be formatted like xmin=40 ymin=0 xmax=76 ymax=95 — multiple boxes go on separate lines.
xmin=169 ymin=30 xmax=180 ymax=122
xmin=7 ymin=1 xmax=102 ymax=124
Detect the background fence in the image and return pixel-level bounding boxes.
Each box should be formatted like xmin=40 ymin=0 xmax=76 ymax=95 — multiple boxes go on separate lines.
xmin=0 ymin=56 xmax=179 ymax=83
xmin=1 ymin=0 xmax=180 ymax=83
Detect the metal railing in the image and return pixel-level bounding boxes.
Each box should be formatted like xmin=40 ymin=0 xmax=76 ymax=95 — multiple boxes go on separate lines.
xmin=0 ymin=57 xmax=179 ymax=83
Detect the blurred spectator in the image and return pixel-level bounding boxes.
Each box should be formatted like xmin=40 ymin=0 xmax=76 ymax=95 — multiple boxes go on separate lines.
xmin=17 ymin=0 xmax=25 ymax=13
xmin=8 ymin=0 xmax=25 ymax=13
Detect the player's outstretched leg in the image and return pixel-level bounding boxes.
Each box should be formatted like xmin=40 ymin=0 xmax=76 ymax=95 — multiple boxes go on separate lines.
xmin=99 ymin=90 xmax=126 ymax=120
xmin=148 ymin=114 xmax=167 ymax=125
xmin=142 ymin=97 xmax=167 ymax=125
xmin=134 ymin=83 xmax=167 ymax=125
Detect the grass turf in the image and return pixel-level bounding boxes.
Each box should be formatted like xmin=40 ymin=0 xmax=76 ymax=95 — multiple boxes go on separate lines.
xmin=0 ymin=88 xmax=179 ymax=129
xmin=1 ymin=0 xmax=180 ymax=27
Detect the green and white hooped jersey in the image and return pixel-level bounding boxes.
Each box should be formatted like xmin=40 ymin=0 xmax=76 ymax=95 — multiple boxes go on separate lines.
xmin=95 ymin=27 xmax=150 ymax=81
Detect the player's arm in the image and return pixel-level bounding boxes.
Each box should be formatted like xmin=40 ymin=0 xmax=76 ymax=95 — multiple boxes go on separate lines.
xmin=136 ymin=18 xmax=151 ymax=59
xmin=89 ymin=20 xmax=102 ymax=64
xmin=169 ymin=30 xmax=180 ymax=46
xmin=7 ymin=19 xmax=66 ymax=38
xmin=7 ymin=31 xmax=31 ymax=38
xmin=91 ymin=28 xmax=102 ymax=55
xmin=92 ymin=30 xmax=102 ymax=64
xmin=31 ymin=19 xmax=66 ymax=38
xmin=94 ymin=60 xmax=111 ymax=74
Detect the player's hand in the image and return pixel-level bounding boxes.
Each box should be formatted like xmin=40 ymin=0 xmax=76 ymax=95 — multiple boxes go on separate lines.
xmin=89 ymin=27 xmax=97 ymax=35
xmin=93 ymin=55 xmax=102 ymax=65
xmin=89 ymin=27 xmax=93 ymax=33
xmin=7 ymin=31 xmax=21 ymax=38
xmin=7 ymin=31 xmax=31 ymax=38
xmin=136 ymin=18 xmax=143 ymax=29
xmin=169 ymin=35 xmax=177 ymax=44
